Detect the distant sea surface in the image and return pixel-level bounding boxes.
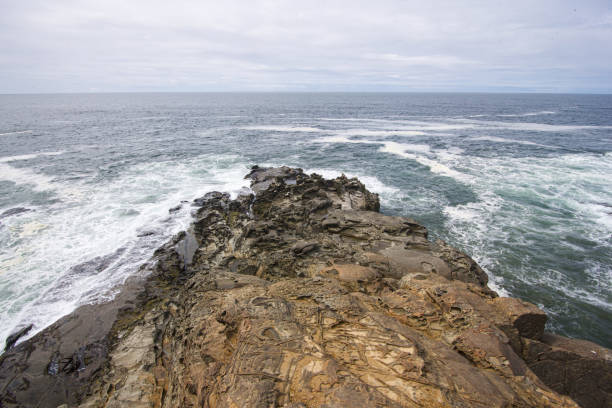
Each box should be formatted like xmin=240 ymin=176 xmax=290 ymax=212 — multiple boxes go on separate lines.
xmin=1 ymin=93 xmax=611 ymax=348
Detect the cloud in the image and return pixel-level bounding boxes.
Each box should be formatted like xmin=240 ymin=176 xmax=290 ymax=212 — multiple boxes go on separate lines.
xmin=366 ymin=54 xmax=476 ymax=68
xmin=0 ymin=0 xmax=611 ymax=93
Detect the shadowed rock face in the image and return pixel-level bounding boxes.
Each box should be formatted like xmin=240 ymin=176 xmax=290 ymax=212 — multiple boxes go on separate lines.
xmin=1 ymin=166 xmax=610 ymax=408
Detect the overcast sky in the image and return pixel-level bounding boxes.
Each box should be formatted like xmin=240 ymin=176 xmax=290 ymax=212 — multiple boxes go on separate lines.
xmin=1 ymin=0 xmax=611 ymax=93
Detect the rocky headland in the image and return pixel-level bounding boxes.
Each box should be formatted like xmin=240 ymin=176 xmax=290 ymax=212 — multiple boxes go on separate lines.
xmin=0 ymin=166 xmax=610 ymax=408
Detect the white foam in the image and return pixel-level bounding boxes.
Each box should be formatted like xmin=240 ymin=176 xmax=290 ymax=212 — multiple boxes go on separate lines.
xmin=0 ymin=154 xmax=251 ymax=347
xmin=469 ymin=136 xmax=558 ymax=148
xmin=317 ymin=117 xmax=384 ymax=122
xmin=317 ymin=135 xmax=359 ymax=144
xmin=336 ymin=128 xmax=428 ymax=137
xmin=317 ymin=135 xmax=465 ymax=180
xmin=453 ymin=118 xmax=612 ymax=132
xmin=318 ymin=118 xmax=475 ymax=132
xmin=0 ymin=151 xmax=64 ymax=163
xmin=443 ymin=205 xmax=480 ymax=222
xmin=0 ymin=163 xmax=57 ymax=192
xmin=319 ymin=135 xmax=430 ymax=153
xmin=270 ymin=165 xmax=401 ymax=197
xmin=17 ymin=221 xmax=49 ymax=238
xmin=411 ymin=156 xmax=466 ymax=179
xmin=257 ymin=163 xmax=405 ymax=212
xmin=241 ymin=125 xmax=324 ymax=133
xmin=0 ymin=152 xmax=67 ymax=194
xmin=441 ymin=152 xmax=612 ymax=309
xmin=379 ymin=141 xmax=431 ymax=156
xmin=242 ymin=125 xmax=435 ymax=137
xmin=0 ymin=130 xmax=32 ymax=136
xmin=497 ymin=111 xmax=556 ymax=117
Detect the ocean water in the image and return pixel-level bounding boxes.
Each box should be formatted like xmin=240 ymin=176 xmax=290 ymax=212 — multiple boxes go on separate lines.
xmin=0 ymin=93 xmax=610 ymax=349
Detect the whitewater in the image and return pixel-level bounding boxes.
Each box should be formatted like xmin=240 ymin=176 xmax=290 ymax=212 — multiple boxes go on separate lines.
xmin=0 ymin=92 xmax=610 ymax=348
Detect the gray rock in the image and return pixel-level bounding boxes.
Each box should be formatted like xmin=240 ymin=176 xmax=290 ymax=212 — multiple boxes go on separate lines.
xmin=4 ymin=324 xmax=33 ymax=351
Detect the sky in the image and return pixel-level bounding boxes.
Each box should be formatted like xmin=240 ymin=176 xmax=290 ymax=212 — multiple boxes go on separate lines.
xmin=1 ymin=0 xmax=611 ymax=93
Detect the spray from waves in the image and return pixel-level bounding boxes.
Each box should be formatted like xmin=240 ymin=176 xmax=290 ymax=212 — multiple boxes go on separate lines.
xmin=0 ymin=154 xmax=252 ymax=347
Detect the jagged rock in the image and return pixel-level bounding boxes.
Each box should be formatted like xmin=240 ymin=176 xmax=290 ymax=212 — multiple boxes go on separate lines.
xmin=1 ymin=167 xmax=609 ymax=408
xmin=3 ymin=325 xmax=32 ymax=351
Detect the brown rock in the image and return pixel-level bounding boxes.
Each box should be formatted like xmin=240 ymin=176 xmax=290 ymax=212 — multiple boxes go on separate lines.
xmin=491 ymin=296 xmax=547 ymax=340
xmin=1 ymin=167 xmax=607 ymax=408
xmin=522 ymin=333 xmax=612 ymax=408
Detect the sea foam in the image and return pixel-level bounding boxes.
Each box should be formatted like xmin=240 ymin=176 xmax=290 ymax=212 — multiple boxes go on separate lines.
xmin=0 ymin=154 xmax=252 ymax=348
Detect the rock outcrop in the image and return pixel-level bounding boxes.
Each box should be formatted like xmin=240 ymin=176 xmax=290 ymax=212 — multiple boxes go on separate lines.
xmin=0 ymin=166 xmax=610 ymax=408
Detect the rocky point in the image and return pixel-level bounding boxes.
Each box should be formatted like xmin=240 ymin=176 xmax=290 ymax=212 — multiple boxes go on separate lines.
xmin=0 ymin=166 xmax=610 ymax=408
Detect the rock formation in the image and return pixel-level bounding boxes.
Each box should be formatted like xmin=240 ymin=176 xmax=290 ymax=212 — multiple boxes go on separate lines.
xmin=0 ymin=166 xmax=610 ymax=408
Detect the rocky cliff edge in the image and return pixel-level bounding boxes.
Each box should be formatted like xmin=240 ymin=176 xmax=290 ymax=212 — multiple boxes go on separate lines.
xmin=1 ymin=166 xmax=610 ymax=408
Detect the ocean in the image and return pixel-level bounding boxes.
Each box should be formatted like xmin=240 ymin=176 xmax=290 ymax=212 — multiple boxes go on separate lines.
xmin=0 ymin=92 xmax=610 ymax=349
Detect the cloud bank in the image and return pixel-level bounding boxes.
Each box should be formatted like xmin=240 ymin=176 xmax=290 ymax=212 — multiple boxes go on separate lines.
xmin=1 ymin=0 xmax=611 ymax=93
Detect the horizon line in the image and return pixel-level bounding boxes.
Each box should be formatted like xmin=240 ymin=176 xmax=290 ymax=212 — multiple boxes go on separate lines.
xmin=1 ymin=90 xmax=611 ymax=96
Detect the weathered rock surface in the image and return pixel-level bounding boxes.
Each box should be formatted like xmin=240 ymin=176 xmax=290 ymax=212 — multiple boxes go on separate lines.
xmin=1 ymin=166 xmax=610 ymax=408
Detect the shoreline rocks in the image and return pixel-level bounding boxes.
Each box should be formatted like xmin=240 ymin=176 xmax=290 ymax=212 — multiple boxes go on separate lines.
xmin=0 ymin=166 xmax=610 ymax=407
xmin=3 ymin=325 xmax=32 ymax=352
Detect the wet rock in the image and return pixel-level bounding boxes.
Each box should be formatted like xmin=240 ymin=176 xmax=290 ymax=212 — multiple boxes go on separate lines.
xmin=0 ymin=207 xmax=31 ymax=219
xmin=192 ymin=191 xmax=227 ymax=207
xmin=168 ymin=204 xmax=182 ymax=213
xmin=176 ymin=229 xmax=198 ymax=268
xmin=4 ymin=324 xmax=33 ymax=351
xmin=0 ymin=277 xmax=142 ymax=408
xmin=432 ymin=239 xmax=490 ymax=288
xmin=47 ymin=352 xmax=60 ymax=376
